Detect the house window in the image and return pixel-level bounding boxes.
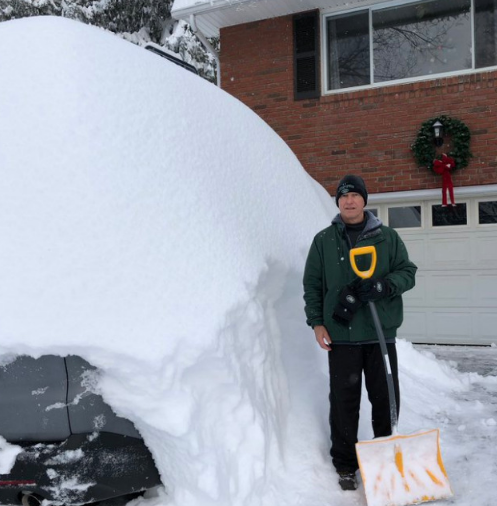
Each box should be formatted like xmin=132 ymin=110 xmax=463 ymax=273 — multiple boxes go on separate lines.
xmin=475 ymin=0 xmax=497 ymax=68
xmin=327 ymin=11 xmax=369 ymax=90
xmin=432 ymin=204 xmax=468 ymax=226
xmin=324 ymin=0 xmax=494 ymax=92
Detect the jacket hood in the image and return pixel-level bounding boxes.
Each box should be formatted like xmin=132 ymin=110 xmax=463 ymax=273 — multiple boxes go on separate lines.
xmin=331 ymin=210 xmax=383 ymax=249
xmin=332 ymin=210 xmax=382 ymax=231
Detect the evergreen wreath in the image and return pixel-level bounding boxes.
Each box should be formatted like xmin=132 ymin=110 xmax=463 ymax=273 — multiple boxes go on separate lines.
xmin=411 ymin=115 xmax=472 ymax=172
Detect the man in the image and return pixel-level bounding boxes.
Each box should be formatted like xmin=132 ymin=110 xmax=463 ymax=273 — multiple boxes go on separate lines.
xmin=303 ymin=175 xmax=417 ymax=491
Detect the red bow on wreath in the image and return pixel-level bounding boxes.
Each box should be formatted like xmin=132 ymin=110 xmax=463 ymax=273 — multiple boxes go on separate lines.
xmin=432 ymin=154 xmax=456 ymax=206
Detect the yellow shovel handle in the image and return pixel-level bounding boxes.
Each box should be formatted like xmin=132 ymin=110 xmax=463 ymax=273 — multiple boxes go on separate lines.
xmin=350 ymin=246 xmax=377 ymax=279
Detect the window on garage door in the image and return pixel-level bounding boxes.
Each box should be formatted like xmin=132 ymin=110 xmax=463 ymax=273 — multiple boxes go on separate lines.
xmin=388 ymin=206 xmax=422 ymax=228
xmin=381 ymin=199 xmax=497 ymax=229
xmin=478 ymin=200 xmax=497 ymax=224
xmin=432 ymin=203 xmax=468 ymax=227
xmin=384 ymin=202 xmax=470 ymax=229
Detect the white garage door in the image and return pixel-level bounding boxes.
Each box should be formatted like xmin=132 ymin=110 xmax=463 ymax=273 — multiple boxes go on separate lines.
xmin=369 ymin=185 xmax=497 ymax=345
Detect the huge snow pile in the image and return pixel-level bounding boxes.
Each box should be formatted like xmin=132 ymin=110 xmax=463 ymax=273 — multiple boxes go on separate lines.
xmin=0 ymin=15 xmax=496 ymax=506
xmin=0 ymin=14 xmax=333 ymax=506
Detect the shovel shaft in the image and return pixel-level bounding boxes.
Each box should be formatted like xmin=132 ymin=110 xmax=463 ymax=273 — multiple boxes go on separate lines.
xmin=368 ymin=300 xmax=398 ymax=433
xmin=349 ymin=246 xmax=399 ymax=433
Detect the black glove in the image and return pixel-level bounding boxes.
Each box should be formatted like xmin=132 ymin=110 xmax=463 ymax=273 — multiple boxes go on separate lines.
xmin=356 ymin=278 xmax=390 ymax=302
xmin=332 ymin=284 xmax=363 ymax=325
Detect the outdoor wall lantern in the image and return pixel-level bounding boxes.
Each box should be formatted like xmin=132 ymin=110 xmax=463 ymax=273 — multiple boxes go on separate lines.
xmin=432 ymin=120 xmax=444 ymax=146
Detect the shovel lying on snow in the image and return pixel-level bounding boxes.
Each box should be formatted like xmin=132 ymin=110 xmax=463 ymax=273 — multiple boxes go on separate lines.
xmin=350 ymin=246 xmax=453 ymax=506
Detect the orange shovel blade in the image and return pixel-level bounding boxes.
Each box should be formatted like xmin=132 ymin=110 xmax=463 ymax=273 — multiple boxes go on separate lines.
xmin=356 ymin=429 xmax=453 ymax=506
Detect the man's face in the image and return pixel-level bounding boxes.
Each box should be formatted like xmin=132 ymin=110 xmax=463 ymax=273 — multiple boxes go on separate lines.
xmin=338 ymin=192 xmax=365 ymax=224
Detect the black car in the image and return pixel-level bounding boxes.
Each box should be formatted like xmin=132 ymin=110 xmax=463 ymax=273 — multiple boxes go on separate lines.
xmin=0 ymin=355 xmax=161 ymax=506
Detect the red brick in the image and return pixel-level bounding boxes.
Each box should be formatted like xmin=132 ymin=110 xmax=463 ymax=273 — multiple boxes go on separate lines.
xmin=221 ymin=16 xmax=497 ymax=195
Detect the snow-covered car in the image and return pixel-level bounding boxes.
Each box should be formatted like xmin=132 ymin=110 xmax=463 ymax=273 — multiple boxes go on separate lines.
xmin=0 ymin=355 xmax=161 ymax=505
xmin=0 ymin=14 xmax=337 ymax=506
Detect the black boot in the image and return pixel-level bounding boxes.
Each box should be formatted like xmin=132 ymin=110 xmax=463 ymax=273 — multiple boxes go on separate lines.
xmin=338 ymin=471 xmax=358 ymax=491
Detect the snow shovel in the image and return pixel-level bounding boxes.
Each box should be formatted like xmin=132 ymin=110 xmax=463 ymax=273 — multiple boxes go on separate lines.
xmin=350 ymin=246 xmax=453 ymax=506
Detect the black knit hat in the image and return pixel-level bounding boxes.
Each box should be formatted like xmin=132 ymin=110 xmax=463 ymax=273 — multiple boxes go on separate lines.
xmin=335 ymin=175 xmax=368 ymax=206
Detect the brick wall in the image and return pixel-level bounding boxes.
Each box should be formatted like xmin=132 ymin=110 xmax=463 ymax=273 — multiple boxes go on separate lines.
xmin=220 ymin=15 xmax=497 ymax=196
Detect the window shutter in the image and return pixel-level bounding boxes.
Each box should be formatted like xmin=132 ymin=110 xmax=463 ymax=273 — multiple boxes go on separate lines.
xmin=293 ymin=11 xmax=320 ymax=100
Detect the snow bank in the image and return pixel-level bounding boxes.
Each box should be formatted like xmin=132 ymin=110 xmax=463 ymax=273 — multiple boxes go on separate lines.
xmin=0 ymin=15 xmax=332 ymax=506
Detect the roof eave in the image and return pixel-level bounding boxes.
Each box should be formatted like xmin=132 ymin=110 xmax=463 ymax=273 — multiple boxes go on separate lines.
xmin=171 ymin=0 xmax=239 ymax=19
xmin=171 ymin=0 xmax=378 ymax=37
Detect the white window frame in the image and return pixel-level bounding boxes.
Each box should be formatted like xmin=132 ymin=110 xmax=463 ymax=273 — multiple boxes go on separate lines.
xmin=320 ymin=0 xmax=497 ymax=96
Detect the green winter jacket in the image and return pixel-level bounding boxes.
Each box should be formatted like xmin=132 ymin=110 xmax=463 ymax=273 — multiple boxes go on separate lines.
xmin=303 ymin=211 xmax=417 ymax=343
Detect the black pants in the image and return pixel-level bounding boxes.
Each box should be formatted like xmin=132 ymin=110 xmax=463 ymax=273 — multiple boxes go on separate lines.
xmin=327 ymin=343 xmax=400 ymax=473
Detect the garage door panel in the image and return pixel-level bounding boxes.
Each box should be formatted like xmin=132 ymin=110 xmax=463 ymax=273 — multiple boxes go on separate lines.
xmin=428 ymin=237 xmax=471 ymax=268
xmin=426 ymin=275 xmax=472 ymax=303
xmin=473 ymin=234 xmax=497 ymax=266
xmin=475 ymin=312 xmax=497 ymax=344
xmin=473 ymin=275 xmax=497 ymax=302
xmin=428 ymin=311 xmax=472 ymax=339
xmin=398 ymin=311 xmax=427 ymax=340
xmin=401 ymin=238 xmax=426 ymax=268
